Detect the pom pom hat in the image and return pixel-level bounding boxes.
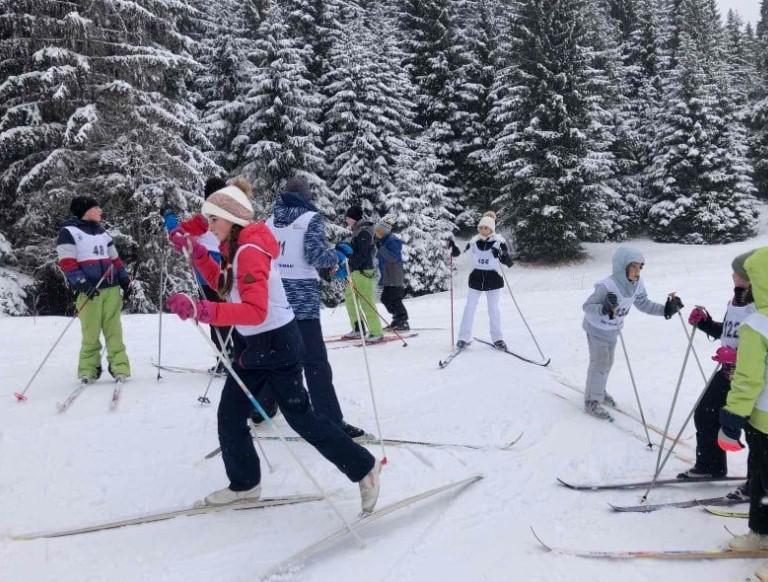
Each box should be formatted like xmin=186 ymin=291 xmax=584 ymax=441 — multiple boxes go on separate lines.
xmin=201 ymin=184 xmax=254 ymax=226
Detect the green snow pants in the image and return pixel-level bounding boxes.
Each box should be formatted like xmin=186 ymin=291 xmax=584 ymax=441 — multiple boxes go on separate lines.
xmin=344 ymin=270 xmax=382 ymax=336
xmin=76 ymin=286 xmax=131 ymax=379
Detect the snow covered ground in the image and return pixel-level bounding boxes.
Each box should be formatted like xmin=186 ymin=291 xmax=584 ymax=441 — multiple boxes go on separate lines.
xmin=3 ymin=232 xmax=768 ymax=582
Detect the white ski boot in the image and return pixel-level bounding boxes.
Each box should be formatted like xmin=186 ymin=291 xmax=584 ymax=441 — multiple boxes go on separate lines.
xmin=359 ymin=459 xmax=382 ymax=515
xmin=198 ymin=484 xmax=262 ymax=507
xmin=729 ymin=530 xmax=768 ymax=551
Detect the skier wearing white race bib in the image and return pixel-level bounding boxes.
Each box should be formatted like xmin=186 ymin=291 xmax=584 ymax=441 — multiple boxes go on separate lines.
xmin=677 ymin=251 xmax=755 ymax=488
xmin=451 ymin=211 xmax=514 ymax=351
xmin=164 ymin=179 xmax=380 ymax=511
xmin=582 ymin=247 xmax=683 ymax=420
xmin=265 ymin=176 xmax=367 ymax=439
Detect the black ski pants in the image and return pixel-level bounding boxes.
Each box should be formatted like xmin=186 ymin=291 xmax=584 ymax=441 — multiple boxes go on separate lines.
xmin=296 ymin=318 xmax=344 ymax=424
xmin=747 ymin=426 xmax=768 ymax=534
xmin=693 ymin=369 xmax=730 ymax=476
xmin=381 ymin=286 xmax=408 ymax=325
xmin=217 ymin=321 xmax=373 ymax=491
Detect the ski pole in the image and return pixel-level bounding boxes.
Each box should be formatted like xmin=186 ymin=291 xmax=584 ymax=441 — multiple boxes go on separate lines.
xmin=157 ymin=244 xmax=169 ymax=381
xmin=348 ymin=277 xmax=408 ymax=347
xmin=647 ymin=366 xmax=720 ymax=494
xmin=499 ymin=267 xmax=548 ymax=362
xmin=346 ymin=263 xmax=388 ymax=466
xmin=188 ymin=315 xmax=364 ymax=548
xmin=198 ymin=326 xmax=234 ymax=405
xmin=641 ymin=325 xmax=698 ymax=502
xmin=15 ymin=265 xmax=115 ymax=401
xmin=618 ymin=329 xmax=653 ymax=450
xmin=677 ymin=311 xmax=708 ymax=383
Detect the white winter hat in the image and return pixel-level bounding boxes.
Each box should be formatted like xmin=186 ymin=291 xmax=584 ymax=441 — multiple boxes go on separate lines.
xmin=202 ymin=185 xmax=254 ymax=226
xmin=477 ymin=211 xmax=496 ymax=233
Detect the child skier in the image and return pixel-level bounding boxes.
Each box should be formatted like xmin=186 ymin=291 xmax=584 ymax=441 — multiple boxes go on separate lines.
xmin=717 ymin=248 xmax=768 ymax=568
xmin=163 ymin=176 xmax=232 ymax=373
xmin=582 ymin=247 xmax=683 ymax=420
xmin=451 ymin=211 xmax=513 ymax=350
xmin=374 ymin=216 xmax=409 ymax=331
xmin=57 ymin=196 xmax=132 ymax=382
xmin=339 ymin=205 xmax=383 ymax=342
xmin=679 ymin=252 xmax=755 ymax=486
xmin=165 ymin=180 xmax=380 ymax=511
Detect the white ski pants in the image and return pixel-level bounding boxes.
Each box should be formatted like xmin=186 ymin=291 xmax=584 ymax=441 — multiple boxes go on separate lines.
xmin=458 ymin=288 xmax=503 ymax=343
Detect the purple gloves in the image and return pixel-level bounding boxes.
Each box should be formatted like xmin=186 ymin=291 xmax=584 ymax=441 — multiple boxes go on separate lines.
xmin=166 ymin=293 xmax=215 ymax=324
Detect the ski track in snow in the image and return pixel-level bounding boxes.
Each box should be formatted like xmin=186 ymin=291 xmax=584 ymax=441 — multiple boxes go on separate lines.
xmin=4 ymin=233 xmax=768 ymax=581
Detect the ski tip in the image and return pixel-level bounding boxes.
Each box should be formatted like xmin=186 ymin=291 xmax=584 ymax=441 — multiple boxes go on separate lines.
xmin=543 ymin=358 xmax=552 ymax=367
xmin=530 ymin=527 xmax=553 ymax=552
xmin=381 ymin=456 xmax=389 ymax=466
xmin=555 ymin=478 xmax=577 ymax=489
xmin=14 ymin=392 xmax=27 ymax=402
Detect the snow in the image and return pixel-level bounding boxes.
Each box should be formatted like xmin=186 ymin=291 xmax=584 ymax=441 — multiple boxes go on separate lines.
xmin=3 ymin=234 xmax=768 ymax=581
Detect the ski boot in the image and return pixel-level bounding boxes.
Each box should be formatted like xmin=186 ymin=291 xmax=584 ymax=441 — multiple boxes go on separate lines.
xmin=585 ymin=400 xmax=613 ymax=421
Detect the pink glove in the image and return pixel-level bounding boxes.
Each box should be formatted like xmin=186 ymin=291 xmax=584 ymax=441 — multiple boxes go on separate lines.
xmin=169 ymin=230 xmax=207 ymax=260
xmin=688 ymin=307 xmax=709 ymax=325
xmin=165 ymin=293 xmax=216 ymax=324
xmin=169 ymin=230 xmax=190 ymax=254
xmin=166 ymin=293 xmax=196 ymax=320
xmin=712 ymin=346 xmax=737 ymax=366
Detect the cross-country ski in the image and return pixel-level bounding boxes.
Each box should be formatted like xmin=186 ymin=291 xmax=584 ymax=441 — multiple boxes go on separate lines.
xmin=530 ymin=527 xmax=768 ymax=560
xmin=473 ymin=337 xmax=551 ymax=366
xmin=13 ymin=494 xmax=323 ymax=540
xmin=262 ymin=475 xmax=483 ymax=579
xmin=609 ymin=495 xmax=747 ymax=513
xmin=557 ymin=476 xmax=746 ymax=492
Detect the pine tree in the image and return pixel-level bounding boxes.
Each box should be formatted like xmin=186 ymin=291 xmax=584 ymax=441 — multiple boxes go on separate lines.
xmin=237 ymin=5 xmax=328 ymax=216
xmin=0 ymin=231 xmax=30 ymax=315
xmin=323 ymin=9 xmax=454 ymax=293
xmin=390 ymin=135 xmax=455 ymax=294
xmin=398 ymin=0 xmax=466 ymax=223
xmin=492 ymin=0 xmax=604 ymax=261
xmin=647 ymin=4 xmax=758 ymax=243
xmin=0 ymin=0 xmax=218 ymax=314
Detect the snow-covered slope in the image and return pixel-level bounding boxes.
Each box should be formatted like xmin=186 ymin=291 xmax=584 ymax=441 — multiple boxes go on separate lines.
xmin=2 ymin=234 xmax=766 ymax=582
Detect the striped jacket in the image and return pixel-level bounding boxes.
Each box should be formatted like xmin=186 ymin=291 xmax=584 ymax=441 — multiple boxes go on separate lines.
xmin=56 ymin=218 xmax=129 ymax=293
xmin=270 ymin=192 xmax=337 ymax=320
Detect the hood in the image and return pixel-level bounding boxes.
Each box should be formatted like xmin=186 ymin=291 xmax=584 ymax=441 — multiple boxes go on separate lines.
xmin=237 ymin=222 xmax=280 ymax=259
xmin=611 ymin=246 xmax=645 ymax=297
xmin=272 ymin=192 xmax=316 ymax=227
xmin=746 ymin=247 xmax=768 ymax=314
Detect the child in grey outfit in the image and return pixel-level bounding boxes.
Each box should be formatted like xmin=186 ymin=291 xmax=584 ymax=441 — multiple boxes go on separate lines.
xmin=582 ymin=247 xmax=684 ymax=420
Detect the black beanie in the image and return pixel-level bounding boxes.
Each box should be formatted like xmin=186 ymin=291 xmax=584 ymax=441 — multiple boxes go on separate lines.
xmin=284 ymin=175 xmax=314 ymax=202
xmin=204 ymin=176 xmax=227 ymax=200
xmin=70 ymin=196 xmax=99 ymax=219
xmin=345 ymin=205 xmax=364 ymax=221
